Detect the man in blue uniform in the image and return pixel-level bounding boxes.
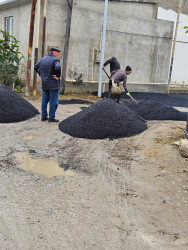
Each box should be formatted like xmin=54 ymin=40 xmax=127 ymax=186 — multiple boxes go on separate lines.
xmin=34 ymin=47 xmax=61 ymax=122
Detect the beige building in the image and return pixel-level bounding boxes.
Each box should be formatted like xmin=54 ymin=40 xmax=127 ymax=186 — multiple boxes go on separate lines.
xmin=0 ymin=0 xmax=177 ymax=92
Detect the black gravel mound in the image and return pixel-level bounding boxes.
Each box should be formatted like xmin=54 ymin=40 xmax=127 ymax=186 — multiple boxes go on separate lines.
xmin=124 ymin=100 xmax=187 ymax=121
xmin=59 ymin=99 xmax=147 ymax=139
xmin=59 ymin=99 xmax=92 ymax=105
xmin=121 ymin=92 xmax=188 ymax=108
xmin=93 ymin=92 xmax=188 ymax=108
xmin=0 ymin=84 xmax=40 ymax=123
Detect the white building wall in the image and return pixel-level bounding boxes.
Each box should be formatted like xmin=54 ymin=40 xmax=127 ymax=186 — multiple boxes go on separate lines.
xmin=158 ymin=7 xmax=188 ymax=84
xmin=0 ymin=3 xmax=31 ymax=81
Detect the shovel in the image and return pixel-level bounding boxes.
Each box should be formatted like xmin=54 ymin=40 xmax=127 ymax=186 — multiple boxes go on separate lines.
xmin=103 ymin=68 xmax=111 ymax=80
xmin=102 ymin=68 xmax=138 ymax=104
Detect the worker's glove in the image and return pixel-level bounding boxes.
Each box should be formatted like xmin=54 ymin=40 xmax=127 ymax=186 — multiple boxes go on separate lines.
xmin=126 ymin=92 xmax=130 ymax=96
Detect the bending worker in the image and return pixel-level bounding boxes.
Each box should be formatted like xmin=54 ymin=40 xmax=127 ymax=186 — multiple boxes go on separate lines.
xmin=108 ymin=66 xmax=132 ymax=101
xmin=34 ymin=47 xmax=61 ymax=122
xmin=102 ymin=56 xmax=120 ymax=77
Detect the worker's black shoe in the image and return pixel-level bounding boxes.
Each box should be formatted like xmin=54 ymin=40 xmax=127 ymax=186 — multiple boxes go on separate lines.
xmin=41 ymin=117 xmax=48 ymax=121
xmin=48 ymin=118 xmax=59 ymax=122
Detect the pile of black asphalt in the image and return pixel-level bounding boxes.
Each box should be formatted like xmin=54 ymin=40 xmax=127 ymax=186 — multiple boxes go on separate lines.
xmin=121 ymin=92 xmax=188 ymax=108
xmin=59 ymin=99 xmax=147 ymax=139
xmin=124 ymin=100 xmax=187 ymax=121
xmin=59 ymin=99 xmax=92 ymax=105
xmin=0 ymin=84 xmax=40 ymax=123
xmin=93 ymin=92 xmax=188 ymax=108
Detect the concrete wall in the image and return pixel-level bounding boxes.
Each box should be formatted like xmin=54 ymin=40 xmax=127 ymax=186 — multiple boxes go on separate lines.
xmin=0 ymin=0 xmax=67 ymax=87
xmin=0 ymin=0 xmax=175 ymax=93
xmin=76 ymin=0 xmax=158 ymax=19
xmin=65 ymin=81 xmax=169 ymax=94
xmin=84 ymin=0 xmax=188 ymax=15
xmin=150 ymin=0 xmax=188 ymax=14
xmin=158 ymin=7 xmax=188 ymax=84
xmin=67 ymin=1 xmax=174 ymax=85
xmin=45 ymin=0 xmax=67 ymax=55
xmin=0 ymin=1 xmax=31 ymax=81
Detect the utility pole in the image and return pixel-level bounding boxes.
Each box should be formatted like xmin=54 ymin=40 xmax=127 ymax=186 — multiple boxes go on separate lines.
xmin=60 ymin=0 xmax=73 ymax=94
xmin=167 ymin=0 xmax=182 ymax=95
xmin=26 ymin=0 xmax=37 ymax=96
xmin=98 ymin=0 xmax=108 ymax=97
xmin=42 ymin=0 xmax=47 ymax=57
xmin=33 ymin=0 xmax=41 ymax=96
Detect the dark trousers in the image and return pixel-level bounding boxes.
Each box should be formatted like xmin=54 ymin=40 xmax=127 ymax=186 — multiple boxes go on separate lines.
xmin=41 ymin=90 xmax=59 ymax=118
xmin=107 ymin=79 xmax=112 ymax=99
xmin=107 ymin=80 xmax=120 ymax=102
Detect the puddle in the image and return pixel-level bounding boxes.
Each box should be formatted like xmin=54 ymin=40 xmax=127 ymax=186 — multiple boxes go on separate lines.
xmin=13 ymin=152 xmax=75 ymax=178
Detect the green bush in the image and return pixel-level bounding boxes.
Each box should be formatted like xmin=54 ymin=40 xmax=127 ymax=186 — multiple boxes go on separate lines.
xmin=14 ymin=77 xmax=25 ymax=92
xmin=0 ymin=29 xmax=23 ymax=87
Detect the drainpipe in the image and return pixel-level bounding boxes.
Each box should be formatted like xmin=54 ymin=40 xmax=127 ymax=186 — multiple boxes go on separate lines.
xmin=42 ymin=0 xmax=47 ymax=57
xmin=33 ymin=0 xmax=41 ymax=96
xmin=167 ymin=0 xmax=182 ymax=95
xmin=60 ymin=0 xmax=73 ymax=95
xmin=26 ymin=0 xmax=37 ymax=96
xmin=92 ymin=48 xmax=99 ymax=81
xmin=98 ymin=0 xmax=108 ymax=97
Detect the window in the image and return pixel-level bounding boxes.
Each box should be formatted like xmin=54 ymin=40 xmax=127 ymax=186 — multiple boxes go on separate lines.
xmin=5 ymin=16 xmax=14 ymax=44
xmin=5 ymin=16 xmax=14 ymax=36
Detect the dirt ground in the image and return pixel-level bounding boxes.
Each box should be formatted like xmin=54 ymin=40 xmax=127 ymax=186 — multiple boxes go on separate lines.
xmin=0 ymin=95 xmax=188 ymax=250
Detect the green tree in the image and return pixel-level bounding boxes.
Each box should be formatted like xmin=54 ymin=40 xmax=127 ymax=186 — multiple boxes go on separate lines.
xmin=0 ymin=30 xmax=23 ymax=87
xmin=184 ymin=26 xmax=188 ymax=33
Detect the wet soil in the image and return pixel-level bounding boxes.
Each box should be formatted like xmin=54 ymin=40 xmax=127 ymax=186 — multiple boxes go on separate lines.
xmin=0 ymin=97 xmax=187 ymax=250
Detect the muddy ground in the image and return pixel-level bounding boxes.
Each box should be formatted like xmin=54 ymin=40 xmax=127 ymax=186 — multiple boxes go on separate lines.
xmin=0 ymin=95 xmax=188 ymax=250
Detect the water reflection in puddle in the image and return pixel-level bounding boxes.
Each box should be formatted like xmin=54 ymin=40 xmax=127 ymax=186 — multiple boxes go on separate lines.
xmin=13 ymin=152 xmax=75 ymax=178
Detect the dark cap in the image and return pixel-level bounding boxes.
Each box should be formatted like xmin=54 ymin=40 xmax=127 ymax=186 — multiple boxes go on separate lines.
xmin=50 ymin=47 xmax=61 ymax=52
xmin=125 ymin=65 xmax=132 ymax=71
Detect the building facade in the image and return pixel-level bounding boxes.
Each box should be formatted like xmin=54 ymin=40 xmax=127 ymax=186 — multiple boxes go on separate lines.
xmin=151 ymin=0 xmax=188 ymax=14
xmin=1 ymin=0 xmax=185 ymax=92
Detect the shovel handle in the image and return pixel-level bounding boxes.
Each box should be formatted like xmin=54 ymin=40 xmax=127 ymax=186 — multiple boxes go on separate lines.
xmin=102 ymin=68 xmax=111 ymax=79
xmin=129 ymin=94 xmax=138 ymax=104
xmin=120 ymin=86 xmax=138 ymax=104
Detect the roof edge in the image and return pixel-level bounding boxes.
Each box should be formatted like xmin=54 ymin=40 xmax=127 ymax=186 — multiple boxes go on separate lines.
xmin=0 ymin=0 xmax=32 ymax=10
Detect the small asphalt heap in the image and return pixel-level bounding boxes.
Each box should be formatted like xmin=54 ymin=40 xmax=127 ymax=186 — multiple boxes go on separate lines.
xmin=120 ymin=92 xmax=188 ymax=108
xmin=124 ymin=100 xmax=187 ymax=121
xmin=0 ymin=84 xmax=39 ymax=123
xmin=59 ymin=99 xmax=92 ymax=105
xmin=59 ymin=99 xmax=147 ymax=139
